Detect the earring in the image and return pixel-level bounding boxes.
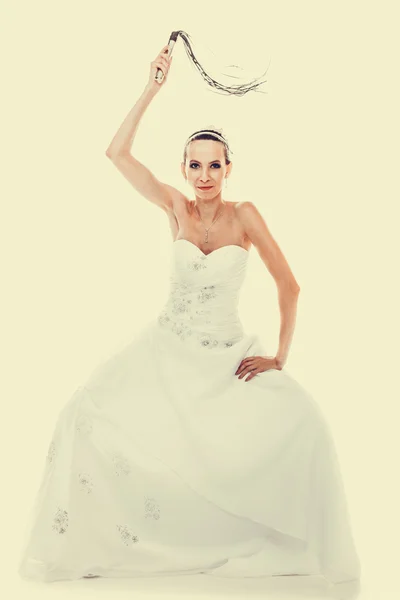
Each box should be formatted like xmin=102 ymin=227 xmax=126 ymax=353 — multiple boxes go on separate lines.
xmin=225 ymin=178 xmax=228 ymax=187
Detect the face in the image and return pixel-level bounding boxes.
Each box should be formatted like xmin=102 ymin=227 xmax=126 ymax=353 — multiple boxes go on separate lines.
xmin=181 ymin=140 xmax=232 ymax=197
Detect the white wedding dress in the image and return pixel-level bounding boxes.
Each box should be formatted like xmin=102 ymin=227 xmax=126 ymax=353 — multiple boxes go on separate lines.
xmin=18 ymin=239 xmax=361 ymax=585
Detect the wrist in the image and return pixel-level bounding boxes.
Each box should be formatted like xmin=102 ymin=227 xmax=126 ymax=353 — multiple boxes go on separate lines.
xmin=143 ymin=83 xmax=159 ymax=98
xmin=275 ymin=356 xmax=285 ymax=370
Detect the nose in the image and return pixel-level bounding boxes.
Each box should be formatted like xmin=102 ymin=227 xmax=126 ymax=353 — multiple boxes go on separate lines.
xmin=199 ymin=168 xmax=211 ymax=183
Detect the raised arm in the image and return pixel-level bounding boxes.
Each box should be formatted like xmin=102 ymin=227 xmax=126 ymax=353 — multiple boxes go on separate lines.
xmin=106 ymin=44 xmax=184 ymax=213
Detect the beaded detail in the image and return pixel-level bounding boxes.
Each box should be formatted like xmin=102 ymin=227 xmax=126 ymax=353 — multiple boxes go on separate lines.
xmin=52 ymin=507 xmax=69 ymax=534
xmin=158 ymin=308 xmax=238 ymax=349
xmin=198 ymin=285 xmax=217 ymax=303
xmin=187 ymin=256 xmax=208 ymax=271
xmin=199 ymin=335 xmax=219 ymax=349
xmin=144 ymin=496 xmax=161 ymax=520
xmin=78 ymin=472 xmax=94 ymax=494
xmin=76 ymin=414 xmax=93 ymax=435
xmin=170 ymin=320 xmax=193 ymax=341
xmin=47 ymin=441 xmax=56 ymax=465
xmin=116 ymin=524 xmax=139 ymax=546
xmin=157 ymin=255 xmax=243 ymax=348
xmin=113 ymin=453 xmax=131 ymax=476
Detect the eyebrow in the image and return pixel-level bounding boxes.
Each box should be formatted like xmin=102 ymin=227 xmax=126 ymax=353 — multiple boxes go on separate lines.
xmin=189 ymin=159 xmax=221 ymax=164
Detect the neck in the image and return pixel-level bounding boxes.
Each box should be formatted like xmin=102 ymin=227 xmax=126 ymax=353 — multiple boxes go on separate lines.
xmin=193 ymin=192 xmax=226 ymax=220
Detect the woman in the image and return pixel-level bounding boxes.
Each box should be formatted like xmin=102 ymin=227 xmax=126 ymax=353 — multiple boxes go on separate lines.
xmin=18 ymin=43 xmax=361 ymax=591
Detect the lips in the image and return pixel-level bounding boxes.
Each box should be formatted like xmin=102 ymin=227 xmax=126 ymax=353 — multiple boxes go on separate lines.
xmin=198 ymin=186 xmax=213 ymax=190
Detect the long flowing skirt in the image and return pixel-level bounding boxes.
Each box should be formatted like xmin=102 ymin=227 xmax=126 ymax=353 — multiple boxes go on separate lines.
xmin=18 ymin=319 xmax=361 ymax=585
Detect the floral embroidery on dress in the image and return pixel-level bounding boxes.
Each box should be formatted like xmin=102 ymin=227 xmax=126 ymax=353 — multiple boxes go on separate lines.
xmin=46 ymin=441 xmax=56 ymax=465
xmin=76 ymin=414 xmax=93 ymax=435
xmin=187 ymin=256 xmax=208 ymax=271
xmin=199 ymin=335 xmax=219 ymax=349
xmin=52 ymin=507 xmax=69 ymax=534
xmin=144 ymin=496 xmax=160 ymax=520
xmin=170 ymin=279 xmax=191 ymax=293
xmin=170 ymin=320 xmax=193 ymax=341
xmin=171 ymin=296 xmax=192 ymax=315
xmin=198 ymin=285 xmax=217 ymax=303
xmin=158 ymin=311 xmax=170 ymax=326
xmin=158 ymin=310 xmax=193 ymax=340
xmin=113 ymin=453 xmax=131 ymax=476
xmin=157 ymin=260 xmax=242 ymax=349
xmin=158 ymin=307 xmax=239 ymax=348
xmin=116 ymin=524 xmax=139 ymax=546
xmin=78 ymin=472 xmax=94 ymax=493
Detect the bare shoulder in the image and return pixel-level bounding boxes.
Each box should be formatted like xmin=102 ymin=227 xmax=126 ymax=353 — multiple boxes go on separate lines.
xmin=233 ymin=201 xmax=266 ymax=235
xmin=234 ymin=201 xmax=300 ymax=290
xmin=234 ymin=200 xmax=262 ymax=220
xmin=234 ymin=200 xmax=277 ymax=251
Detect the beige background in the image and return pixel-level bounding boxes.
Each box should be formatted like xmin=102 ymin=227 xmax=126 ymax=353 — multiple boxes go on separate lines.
xmin=2 ymin=1 xmax=399 ymax=598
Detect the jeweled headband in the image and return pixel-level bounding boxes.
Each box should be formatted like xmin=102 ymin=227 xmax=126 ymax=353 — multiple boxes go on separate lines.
xmin=185 ymin=130 xmax=227 ymax=146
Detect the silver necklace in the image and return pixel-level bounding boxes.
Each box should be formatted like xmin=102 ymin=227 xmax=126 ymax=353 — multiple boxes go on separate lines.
xmin=194 ymin=202 xmax=226 ymax=243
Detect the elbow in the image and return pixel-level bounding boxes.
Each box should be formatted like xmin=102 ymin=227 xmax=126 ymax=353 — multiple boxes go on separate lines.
xmin=288 ymin=278 xmax=300 ymax=294
xmin=105 ymin=147 xmax=131 ymax=160
xmin=279 ymin=281 xmax=300 ymax=295
xmin=106 ymin=148 xmax=118 ymax=160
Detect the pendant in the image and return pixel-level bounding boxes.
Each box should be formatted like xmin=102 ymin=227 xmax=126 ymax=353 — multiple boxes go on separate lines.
xmin=204 ymin=229 xmax=209 ymax=243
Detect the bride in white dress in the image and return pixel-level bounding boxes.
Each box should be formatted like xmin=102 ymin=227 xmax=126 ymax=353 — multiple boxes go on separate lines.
xmin=18 ymin=43 xmax=361 ymax=591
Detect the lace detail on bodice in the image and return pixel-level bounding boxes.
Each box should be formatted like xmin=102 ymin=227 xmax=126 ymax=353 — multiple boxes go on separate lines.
xmin=157 ymin=240 xmax=249 ymax=350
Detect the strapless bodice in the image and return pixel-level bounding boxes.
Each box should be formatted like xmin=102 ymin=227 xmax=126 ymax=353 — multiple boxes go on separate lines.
xmin=156 ymin=239 xmax=249 ymax=350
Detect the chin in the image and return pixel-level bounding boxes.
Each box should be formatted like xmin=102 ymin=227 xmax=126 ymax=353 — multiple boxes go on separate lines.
xmin=197 ymin=188 xmax=219 ymax=195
